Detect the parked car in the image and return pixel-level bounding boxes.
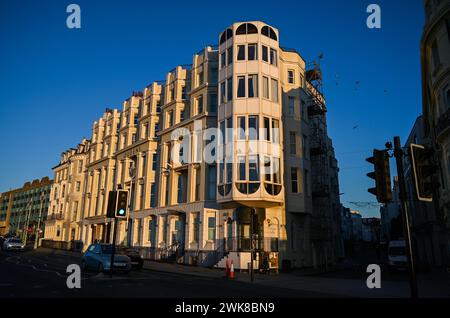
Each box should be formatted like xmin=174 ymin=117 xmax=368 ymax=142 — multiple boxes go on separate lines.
xmin=2 ymin=238 xmax=25 ymax=251
xmin=81 ymin=243 xmax=131 ymax=273
xmin=116 ymin=246 xmax=144 ymax=269
xmin=388 ymin=240 xmax=408 ymax=272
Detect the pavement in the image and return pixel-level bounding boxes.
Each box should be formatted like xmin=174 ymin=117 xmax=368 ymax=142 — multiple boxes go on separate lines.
xmin=139 ymin=253 xmax=450 ymax=298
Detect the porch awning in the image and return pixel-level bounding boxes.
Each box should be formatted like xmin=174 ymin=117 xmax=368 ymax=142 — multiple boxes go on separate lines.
xmin=235 ymin=206 xmax=265 ymax=224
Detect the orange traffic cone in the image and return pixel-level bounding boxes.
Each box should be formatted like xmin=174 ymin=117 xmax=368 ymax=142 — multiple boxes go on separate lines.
xmin=225 ymin=257 xmax=229 ymax=278
xmin=229 ymin=260 xmax=235 ymax=279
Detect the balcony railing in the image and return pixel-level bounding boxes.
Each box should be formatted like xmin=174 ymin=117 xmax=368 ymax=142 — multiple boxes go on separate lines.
xmin=224 ymin=237 xmax=279 ymax=252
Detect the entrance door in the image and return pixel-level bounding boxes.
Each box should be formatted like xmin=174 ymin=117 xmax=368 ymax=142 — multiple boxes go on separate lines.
xmin=172 ymin=216 xmax=185 ymax=247
xmin=149 ymin=217 xmax=157 ymax=247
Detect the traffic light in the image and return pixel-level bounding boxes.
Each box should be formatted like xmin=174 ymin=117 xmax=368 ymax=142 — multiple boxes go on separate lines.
xmin=106 ymin=191 xmax=117 ymax=218
xmin=115 ymin=190 xmax=128 ymax=218
xmin=366 ymin=149 xmax=392 ymax=204
xmin=410 ymin=144 xmax=437 ymax=202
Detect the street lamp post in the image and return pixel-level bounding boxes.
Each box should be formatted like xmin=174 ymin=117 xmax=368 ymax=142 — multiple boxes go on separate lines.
xmin=23 ymin=198 xmax=33 ymax=243
xmin=16 ymin=212 xmax=22 ymax=238
xmin=19 ymin=198 xmax=32 ymax=241
xmin=125 ymin=160 xmax=136 ymax=247
xmin=34 ymin=191 xmax=46 ymax=249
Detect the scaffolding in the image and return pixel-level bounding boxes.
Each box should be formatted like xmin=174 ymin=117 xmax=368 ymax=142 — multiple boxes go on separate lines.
xmin=305 ymin=59 xmax=335 ymax=267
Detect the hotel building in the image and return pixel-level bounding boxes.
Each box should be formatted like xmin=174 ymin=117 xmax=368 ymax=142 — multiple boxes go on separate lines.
xmin=44 ymin=138 xmax=90 ymax=243
xmin=44 ymin=21 xmax=342 ymax=270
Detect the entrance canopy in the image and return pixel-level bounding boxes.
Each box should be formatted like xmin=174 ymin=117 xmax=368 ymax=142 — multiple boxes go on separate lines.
xmin=235 ymin=206 xmax=265 ymax=224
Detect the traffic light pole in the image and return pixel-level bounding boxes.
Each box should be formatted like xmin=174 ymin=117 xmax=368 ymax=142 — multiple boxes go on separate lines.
xmin=393 ymin=136 xmax=418 ymax=298
xmin=110 ymin=218 xmax=118 ymax=278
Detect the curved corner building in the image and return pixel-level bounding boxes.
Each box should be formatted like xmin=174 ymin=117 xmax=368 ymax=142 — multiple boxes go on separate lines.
xmin=44 ymin=21 xmax=342 ymax=271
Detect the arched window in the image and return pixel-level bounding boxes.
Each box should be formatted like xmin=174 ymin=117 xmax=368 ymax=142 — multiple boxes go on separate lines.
xmin=226 ymin=28 xmax=233 ymax=40
xmin=236 ymin=24 xmax=247 ymax=35
xmin=247 ymin=23 xmax=258 ymax=34
xmin=261 ymin=25 xmax=277 ymax=41
xmin=220 ymin=28 xmax=233 ymax=44
xmin=236 ymin=23 xmax=258 ymax=35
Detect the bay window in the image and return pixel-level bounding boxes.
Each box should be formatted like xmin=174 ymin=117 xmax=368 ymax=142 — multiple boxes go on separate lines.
xmin=263 ymin=76 xmax=269 ymax=99
xmin=264 ymin=156 xmax=282 ymax=195
xmin=220 ymin=82 xmax=226 ymax=104
xmin=262 ymin=45 xmax=268 ymax=62
xmin=227 ymin=77 xmax=233 ymax=102
xmin=271 ymin=78 xmax=279 ymax=102
xmin=248 ymin=74 xmax=258 ymax=98
xmin=263 ymin=117 xmax=270 ymax=141
xmin=272 ymin=119 xmax=280 ymax=144
xmin=237 ymin=76 xmax=246 ymax=98
xmin=237 ymin=45 xmax=245 ymax=60
xmin=237 ymin=116 xmax=245 ymax=140
xmin=248 ymin=115 xmax=258 ymax=140
xmin=227 ymin=47 xmax=233 ymax=65
xmin=248 ymin=43 xmax=257 ymax=60
xmin=270 ymin=48 xmax=277 ymax=66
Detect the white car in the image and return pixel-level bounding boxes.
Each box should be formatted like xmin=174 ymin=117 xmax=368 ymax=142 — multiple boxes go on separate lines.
xmin=388 ymin=240 xmax=407 ymax=271
xmin=2 ymin=238 xmax=25 ymax=251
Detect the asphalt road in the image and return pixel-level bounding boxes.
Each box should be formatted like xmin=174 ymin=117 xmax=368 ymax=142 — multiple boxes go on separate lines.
xmin=0 ymin=248 xmax=334 ymax=298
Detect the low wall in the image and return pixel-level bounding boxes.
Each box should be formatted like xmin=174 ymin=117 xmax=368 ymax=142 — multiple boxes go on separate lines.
xmin=41 ymin=239 xmax=84 ymax=252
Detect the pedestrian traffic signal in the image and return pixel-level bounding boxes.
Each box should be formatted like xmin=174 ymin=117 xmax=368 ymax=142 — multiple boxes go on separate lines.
xmin=366 ymin=149 xmax=392 ymax=204
xmin=410 ymin=144 xmax=438 ymax=202
xmin=115 ymin=190 xmax=128 ymax=218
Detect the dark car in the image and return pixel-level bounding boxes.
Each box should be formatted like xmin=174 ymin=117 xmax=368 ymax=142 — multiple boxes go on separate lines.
xmin=117 ymin=246 xmax=144 ymax=270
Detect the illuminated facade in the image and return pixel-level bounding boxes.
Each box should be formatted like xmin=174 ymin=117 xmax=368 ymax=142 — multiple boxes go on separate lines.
xmin=45 ymin=21 xmax=341 ymax=269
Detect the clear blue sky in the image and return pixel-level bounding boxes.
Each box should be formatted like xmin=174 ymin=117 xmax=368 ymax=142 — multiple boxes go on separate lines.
xmin=0 ymin=0 xmax=424 ymax=217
